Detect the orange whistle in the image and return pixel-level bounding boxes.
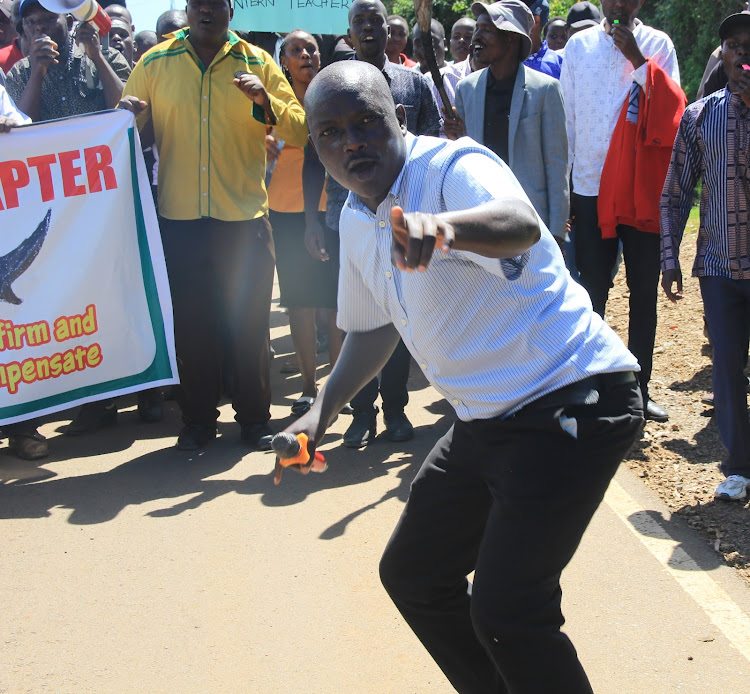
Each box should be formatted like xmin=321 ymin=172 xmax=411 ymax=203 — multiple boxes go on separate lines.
xmin=278 ymin=432 xmax=327 ymax=471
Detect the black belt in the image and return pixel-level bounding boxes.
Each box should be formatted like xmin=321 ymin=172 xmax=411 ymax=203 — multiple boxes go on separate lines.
xmin=515 ymin=371 xmax=638 ymax=416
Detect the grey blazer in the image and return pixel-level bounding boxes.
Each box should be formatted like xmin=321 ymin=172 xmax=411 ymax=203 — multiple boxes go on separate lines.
xmin=454 ymin=65 xmax=569 ymax=240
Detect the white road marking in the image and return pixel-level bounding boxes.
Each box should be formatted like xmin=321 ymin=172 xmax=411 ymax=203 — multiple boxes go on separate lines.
xmin=605 ymin=479 xmax=750 ymax=661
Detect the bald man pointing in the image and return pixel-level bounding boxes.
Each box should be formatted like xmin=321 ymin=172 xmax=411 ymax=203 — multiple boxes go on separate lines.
xmin=281 ymin=60 xmax=643 ymax=693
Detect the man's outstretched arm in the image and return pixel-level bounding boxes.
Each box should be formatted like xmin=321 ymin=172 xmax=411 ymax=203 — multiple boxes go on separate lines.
xmin=274 ymin=324 xmax=401 ymax=484
xmin=391 ymin=197 xmax=541 ymax=273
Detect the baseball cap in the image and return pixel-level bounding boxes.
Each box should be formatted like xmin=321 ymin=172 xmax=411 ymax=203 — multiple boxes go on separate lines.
xmin=566 ymin=1 xmax=601 ymax=30
xmin=19 ymin=0 xmax=44 ymax=19
xmin=719 ymin=11 xmax=750 ymax=41
xmin=471 ymin=0 xmax=534 ymax=60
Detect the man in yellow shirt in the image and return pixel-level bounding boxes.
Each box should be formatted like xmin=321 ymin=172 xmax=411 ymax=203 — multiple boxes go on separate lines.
xmin=119 ymin=0 xmax=307 ymax=450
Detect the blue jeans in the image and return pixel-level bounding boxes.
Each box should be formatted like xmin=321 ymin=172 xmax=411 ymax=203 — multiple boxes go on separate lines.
xmin=700 ymin=276 xmax=750 ymax=477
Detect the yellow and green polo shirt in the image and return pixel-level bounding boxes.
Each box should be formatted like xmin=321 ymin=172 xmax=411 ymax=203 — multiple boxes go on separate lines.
xmin=123 ymin=29 xmax=308 ymax=222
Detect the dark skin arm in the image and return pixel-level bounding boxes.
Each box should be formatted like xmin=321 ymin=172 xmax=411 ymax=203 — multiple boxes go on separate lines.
xmin=233 ymin=72 xmax=277 ymax=125
xmin=117 ymin=95 xmax=155 ymax=148
xmin=0 ymin=116 xmax=22 ymax=133
xmin=390 ymin=198 xmax=540 ymax=273
xmin=274 ymin=196 xmax=540 ymax=483
xmin=16 ymin=34 xmax=59 ymax=121
xmin=442 ymin=106 xmax=466 ymax=140
xmin=661 ymin=268 xmax=683 ymax=303
xmin=302 ymin=143 xmax=329 ymax=261
xmin=274 ymin=324 xmax=401 ymax=484
xmin=76 ymin=22 xmax=125 ymax=108
xmin=611 ymin=23 xmax=646 ymax=69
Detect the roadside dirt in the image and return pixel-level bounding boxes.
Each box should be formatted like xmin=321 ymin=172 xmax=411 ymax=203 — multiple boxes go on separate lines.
xmin=606 ymin=222 xmax=750 ymax=585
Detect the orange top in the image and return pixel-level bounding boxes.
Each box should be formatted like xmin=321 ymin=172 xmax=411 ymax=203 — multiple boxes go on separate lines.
xmin=267 ymin=144 xmax=327 ymax=214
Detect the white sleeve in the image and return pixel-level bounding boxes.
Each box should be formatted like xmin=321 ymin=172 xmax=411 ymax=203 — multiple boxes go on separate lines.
xmin=0 ymin=85 xmax=30 ymax=124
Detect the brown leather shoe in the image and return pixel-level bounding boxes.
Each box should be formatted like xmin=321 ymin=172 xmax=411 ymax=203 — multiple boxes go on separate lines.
xmin=9 ymin=433 xmax=49 ymax=460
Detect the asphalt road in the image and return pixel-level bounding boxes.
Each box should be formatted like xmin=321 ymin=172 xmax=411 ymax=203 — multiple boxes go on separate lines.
xmin=2 ymin=302 xmax=750 ymax=693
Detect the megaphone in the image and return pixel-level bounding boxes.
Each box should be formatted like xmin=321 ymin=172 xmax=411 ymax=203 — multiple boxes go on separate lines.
xmin=38 ymin=0 xmax=112 ymax=36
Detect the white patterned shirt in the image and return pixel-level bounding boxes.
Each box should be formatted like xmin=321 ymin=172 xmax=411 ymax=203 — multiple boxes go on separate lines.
xmin=337 ymin=134 xmax=638 ymax=421
xmin=560 ymin=19 xmax=680 ymax=197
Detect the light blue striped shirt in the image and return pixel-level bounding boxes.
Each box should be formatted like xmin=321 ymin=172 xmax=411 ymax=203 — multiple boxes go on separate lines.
xmin=338 ymin=134 xmax=639 ymax=421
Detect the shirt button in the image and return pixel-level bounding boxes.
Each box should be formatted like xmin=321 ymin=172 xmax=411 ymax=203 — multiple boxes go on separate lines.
xmin=203 ymin=96 xmax=208 ymax=100
xmin=401 ymin=319 xmax=407 ymax=326
xmin=452 ymin=399 xmax=459 ymax=406
xmin=202 ymin=167 xmax=207 ymax=171
xmin=385 ymin=271 xmax=392 ymax=278
xmin=202 ymin=118 xmax=207 ymax=122
xmin=61 ymin=96 xmax=66 ymax=101
xmin=379 ymin=221 xmax=386 ymax=228
xmin=394 ymin=198 xmax=400 ymax=204
xmin=420 ymin=363 xmax=427 ymax=370
xmin=203 ymin=192 xmax=207 ymax=197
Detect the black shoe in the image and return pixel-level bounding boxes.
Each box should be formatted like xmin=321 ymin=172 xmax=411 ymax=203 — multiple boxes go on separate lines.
xmin=241 ymin=422 xmax=274 ymax=450
xmin=645 ymin=400 xmax=669 ymax=422
xmin=176 ymin=423 xmax=217 ymax=451
xmin=65 ymin=401 xmax=117 ymax=436
xmin=343 ymin=408 xmax=377 ymax=448
xmin=137 ymin=389 xmax=164 ymax=423
xmin=9 ymin=431 xmax=49 ymax=460
xmin=385 ymin=412 xmax=414 ymax=442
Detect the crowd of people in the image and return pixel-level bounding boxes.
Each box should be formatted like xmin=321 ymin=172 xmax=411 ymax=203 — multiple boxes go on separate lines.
xmin=0 ymin=0 xmax=749 ymax=493
xmin=1 ymin=0 xmax=746 ymax=498
xmin=4 ymin=0 xmax=750 ymax=689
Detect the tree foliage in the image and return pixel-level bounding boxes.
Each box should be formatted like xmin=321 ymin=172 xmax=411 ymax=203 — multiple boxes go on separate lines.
xmin=385 ymin=0 xmax=745 ymax=101
xmin=639 ymin=0 xmax=743 ymax=102
xmin=387 ymin=0 xmax=473 ymax=35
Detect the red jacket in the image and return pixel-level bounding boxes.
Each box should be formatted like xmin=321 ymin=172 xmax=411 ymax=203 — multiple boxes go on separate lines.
xmin=0 ymin=38 xmax=23 ymax=75
xmin=598 ymin=59 xmax=687 ymax=238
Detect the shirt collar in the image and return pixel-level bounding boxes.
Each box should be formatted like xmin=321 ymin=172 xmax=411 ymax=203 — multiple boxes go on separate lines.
xmin=173 ymin=27 xmax=239 ymax=47
xmin=347 ymin=132 xmax=418 ymax=215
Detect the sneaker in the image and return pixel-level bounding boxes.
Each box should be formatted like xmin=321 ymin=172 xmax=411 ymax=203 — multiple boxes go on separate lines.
xmin=241 ymin=422 xmax=274 ymax=451
xmin=65 ymin=400 xmax=117 ymax=436
xmin=176 ymin=423 xmax=217 ymax=451
xmin=343 ymin=408 xmax=377 ymax=448
xmin=714 ymin=475 xmax=750 ymax=501
xmin=384 ymin=411 xmax=414 ymax=442
xmin=9 ymin=432 xmax=49 ymax=460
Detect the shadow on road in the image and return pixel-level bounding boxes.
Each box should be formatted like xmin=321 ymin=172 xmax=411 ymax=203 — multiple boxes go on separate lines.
xmin=627 ymin=508 xmax=722 ymax=572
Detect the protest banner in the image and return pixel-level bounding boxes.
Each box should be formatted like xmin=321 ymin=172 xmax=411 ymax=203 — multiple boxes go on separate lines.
xmin=230 ymin=0 xmax=350 ymax=35
xmin=0 ymin=109 xmax=178 ymax=426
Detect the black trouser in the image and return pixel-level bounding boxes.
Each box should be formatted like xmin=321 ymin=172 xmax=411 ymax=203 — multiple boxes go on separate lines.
xmin=700 ymin=276 xmax=750 ymax=478
xmin=350 ymin=338 xmax=410 ymax=417
xmin=5 ymin=419 xmax=40 ymax=436
xmin=380 ymin=373 xmax=643 ymax=694
xmin=573 ymin=194 xmax=661 ymax=402
xmin=160 ymin=216 xmax=275 ymax=427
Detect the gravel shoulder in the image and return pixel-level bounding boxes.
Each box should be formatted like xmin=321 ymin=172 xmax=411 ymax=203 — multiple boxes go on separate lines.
xmin=605 ymin=219 xmax=750 ymax=585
